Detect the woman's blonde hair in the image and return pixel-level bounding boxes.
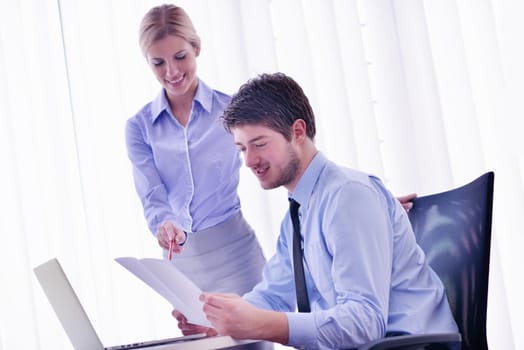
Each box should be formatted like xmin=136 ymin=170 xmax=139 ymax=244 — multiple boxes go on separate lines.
xmin=139 ymin=4 xmax=201 ymax=56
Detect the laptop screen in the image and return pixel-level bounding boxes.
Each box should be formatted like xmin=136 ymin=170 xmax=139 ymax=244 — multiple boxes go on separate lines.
xmin=33 ymin=258 xmax=104 ymax=350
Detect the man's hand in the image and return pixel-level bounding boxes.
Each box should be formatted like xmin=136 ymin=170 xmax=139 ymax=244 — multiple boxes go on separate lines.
xmin=171 ymin=309 xmax=217 ymax=337
xmin=157 ymin=221 xmax=186 ymax=254
xmin=397 ymin=193 xmax=417 ymax=213
xmin=200 ymin=293 xmax=288 ymax=344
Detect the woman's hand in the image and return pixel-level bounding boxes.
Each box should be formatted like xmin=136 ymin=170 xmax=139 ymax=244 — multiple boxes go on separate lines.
xmin=397 ymin=193 xmax=417 ymax=212
xmin=157 ymin=221 xmax=187 ymax=255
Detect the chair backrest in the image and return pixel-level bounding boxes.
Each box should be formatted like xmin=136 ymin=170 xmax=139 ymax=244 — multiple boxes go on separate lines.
xmin=408 ymin=172 xmax=494 ymax=350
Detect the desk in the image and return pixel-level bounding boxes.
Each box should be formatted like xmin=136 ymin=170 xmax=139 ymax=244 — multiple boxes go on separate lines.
xmin=143 ymin=336 xmax=273 ymax=350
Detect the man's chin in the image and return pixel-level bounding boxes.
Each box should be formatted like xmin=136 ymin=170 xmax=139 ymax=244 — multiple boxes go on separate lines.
xmin=259 ymin=181 xmax=278 ymax=190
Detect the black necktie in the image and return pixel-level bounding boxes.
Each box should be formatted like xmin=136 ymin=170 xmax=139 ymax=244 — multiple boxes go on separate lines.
xmin=289 ymin=198 xmax=310 ymax=312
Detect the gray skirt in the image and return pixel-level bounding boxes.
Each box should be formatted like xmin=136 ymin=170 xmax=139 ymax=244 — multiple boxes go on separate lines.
xmin=164 ymin=211 xmax=266 ymax=295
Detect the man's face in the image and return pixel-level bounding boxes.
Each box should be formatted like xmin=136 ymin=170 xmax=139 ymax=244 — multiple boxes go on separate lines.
xmin=232 ymin=124 xmax=300 ymax=191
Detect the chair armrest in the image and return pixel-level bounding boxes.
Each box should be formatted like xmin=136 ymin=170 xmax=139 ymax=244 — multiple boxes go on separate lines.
xmin=356 ymin=333 xmax=461 ymax=350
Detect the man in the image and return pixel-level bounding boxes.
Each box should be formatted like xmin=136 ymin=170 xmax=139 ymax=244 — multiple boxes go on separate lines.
xmin=177 ymin=73 xmax=458 ymax=349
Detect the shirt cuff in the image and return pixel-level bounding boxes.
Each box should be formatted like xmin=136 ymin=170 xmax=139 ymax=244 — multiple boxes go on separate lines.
xmin=179 ymin=231 xmax=188 ymax=246
xmin=285 ymin=312 xmax=317 ymax=349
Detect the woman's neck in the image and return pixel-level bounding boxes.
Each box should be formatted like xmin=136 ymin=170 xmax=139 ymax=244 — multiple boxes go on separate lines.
xmin=166 ymin=83 xmax=197 ymax=127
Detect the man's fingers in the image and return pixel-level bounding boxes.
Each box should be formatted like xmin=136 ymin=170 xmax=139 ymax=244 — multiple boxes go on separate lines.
xmin=206 ymin=328 xmax=218 ymax=337
xmin=172 ymin=309 xmax=187 ymax=322
xmin=201 ymin=292 xmax=237 ymax=300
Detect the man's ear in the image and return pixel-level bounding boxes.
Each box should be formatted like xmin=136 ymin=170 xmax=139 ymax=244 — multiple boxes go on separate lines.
xmin=292 ymin=119 xmax=307 ymax=143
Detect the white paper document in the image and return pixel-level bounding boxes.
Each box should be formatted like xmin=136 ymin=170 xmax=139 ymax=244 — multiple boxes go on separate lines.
xmin=115 ymin=257 xmax=211 ymax=327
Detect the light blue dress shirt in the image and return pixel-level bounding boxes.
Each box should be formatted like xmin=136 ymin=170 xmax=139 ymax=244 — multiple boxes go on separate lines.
xmin=244 ymin=152 xmax=458 ymax=349
xmin=125 ymin=80 xmax=240 ymax=234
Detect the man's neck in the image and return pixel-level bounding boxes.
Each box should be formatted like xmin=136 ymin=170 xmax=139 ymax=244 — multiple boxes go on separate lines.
xmin=286 ymin=140 xmax=318 ymax=193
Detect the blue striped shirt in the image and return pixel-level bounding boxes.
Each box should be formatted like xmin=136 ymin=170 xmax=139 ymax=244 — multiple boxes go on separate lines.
xmin=125 ymin=80 xmax=241 ymax=234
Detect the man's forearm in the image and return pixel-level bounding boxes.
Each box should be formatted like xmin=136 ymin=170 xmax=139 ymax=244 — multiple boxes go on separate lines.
xmin=255 ymin=309 xmax=289 ymax=345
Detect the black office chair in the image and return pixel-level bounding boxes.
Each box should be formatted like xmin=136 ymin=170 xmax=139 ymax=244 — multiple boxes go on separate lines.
xmin=358 ymin=171 xmax=494 ymax=350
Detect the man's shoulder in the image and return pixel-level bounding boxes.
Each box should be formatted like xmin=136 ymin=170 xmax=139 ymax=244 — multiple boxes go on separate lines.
xmin=316 ymin=162 xmax=390 ymax=202
xmin=321 ymin=161 xmax=373 ymax=187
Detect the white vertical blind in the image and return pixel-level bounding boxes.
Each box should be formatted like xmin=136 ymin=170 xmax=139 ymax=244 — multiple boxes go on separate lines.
xmin=393 ymin=1 xmax=452 ymax=191
xmin=0 ymin=0 xmax=522 ymax=349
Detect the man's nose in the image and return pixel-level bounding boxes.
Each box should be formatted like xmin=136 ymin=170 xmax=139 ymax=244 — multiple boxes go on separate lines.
xmin=244 ymin=149 xmax=259 ymax=168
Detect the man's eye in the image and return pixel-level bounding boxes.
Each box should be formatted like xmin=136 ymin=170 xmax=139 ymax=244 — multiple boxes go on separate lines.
xmin=255 ymin=143 xmax=266 ymax=148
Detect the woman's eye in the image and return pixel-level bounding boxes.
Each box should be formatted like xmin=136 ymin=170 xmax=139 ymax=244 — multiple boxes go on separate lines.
xmin=175 ymin=53 xmax=186 ymax=60
xmin=152 ymin=60 xmax=164 ymax=67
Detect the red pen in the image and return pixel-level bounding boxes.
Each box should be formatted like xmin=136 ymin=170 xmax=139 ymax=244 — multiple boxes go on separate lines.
xmin=168 ymin=231 xmax=187 ymax=261
xmin=168 ymin=237 xmax=174 ymax=261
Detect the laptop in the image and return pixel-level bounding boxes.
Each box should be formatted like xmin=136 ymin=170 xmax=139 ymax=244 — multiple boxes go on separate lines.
xmin=33 ymin=258 xmax=207 ymax=350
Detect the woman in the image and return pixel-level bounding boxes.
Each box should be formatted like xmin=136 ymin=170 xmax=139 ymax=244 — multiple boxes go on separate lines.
xmin=125 ymin=4 xmax=266 ymax=296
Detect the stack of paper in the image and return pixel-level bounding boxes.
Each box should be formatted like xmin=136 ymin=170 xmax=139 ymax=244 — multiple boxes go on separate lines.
xmin=115 ymin=257 xmax=211 ymax=327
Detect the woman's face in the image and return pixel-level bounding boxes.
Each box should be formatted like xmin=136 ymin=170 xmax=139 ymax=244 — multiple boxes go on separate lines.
xmin=146 ymin=35 xmax=199 ymax=102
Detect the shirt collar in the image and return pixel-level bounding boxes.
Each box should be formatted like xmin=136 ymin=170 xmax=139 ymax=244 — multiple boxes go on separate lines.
xmin=289 ymin=151 xmax=327 ymax=208
xmin=150 ymin=78 xmax=213 ymax=124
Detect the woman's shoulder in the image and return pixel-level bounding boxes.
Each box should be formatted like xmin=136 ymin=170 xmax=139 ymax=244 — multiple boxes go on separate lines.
xmin=213 ymin=89 xmax=232 ymax=102
xmin=198 ymin=79 xmax=232 ymax=101
xmin=127 ymin=101 xmax=155 ymax=128
xmin=209 ymin=87 xmax=232 ymax=106
xmin=128 ymin=90 xmax=165 ymax=123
